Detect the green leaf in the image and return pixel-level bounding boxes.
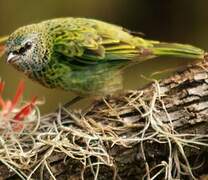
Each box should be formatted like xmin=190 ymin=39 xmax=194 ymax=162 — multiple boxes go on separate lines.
xmin=0 ymin=36 xmax=8 ymax=58
xmin=0 ymin=36 xmax=8 ymax=44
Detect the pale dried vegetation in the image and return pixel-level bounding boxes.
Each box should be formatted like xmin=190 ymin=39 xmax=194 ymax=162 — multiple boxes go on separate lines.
xmin=0 ymin=81 xmax=207 ymax=180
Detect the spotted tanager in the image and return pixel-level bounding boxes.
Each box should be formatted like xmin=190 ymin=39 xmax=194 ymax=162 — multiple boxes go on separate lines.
xmin=2 ymin=18 xmax=206 ymax=96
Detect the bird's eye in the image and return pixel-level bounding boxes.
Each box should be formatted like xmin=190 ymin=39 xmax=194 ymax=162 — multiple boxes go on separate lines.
xmin=24 ymin=41 xmax=32 ymax=50
xmin=19 ymin=41 xmax=33 ymax=54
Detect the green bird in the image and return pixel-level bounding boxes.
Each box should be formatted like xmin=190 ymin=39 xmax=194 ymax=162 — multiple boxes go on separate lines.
xmin=3 ymin=17 xmax=205 ymax=98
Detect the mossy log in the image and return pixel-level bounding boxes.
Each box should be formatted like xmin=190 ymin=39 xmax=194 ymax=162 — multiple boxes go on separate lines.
xmin=1 ymin=60 xmax=208 ymax=180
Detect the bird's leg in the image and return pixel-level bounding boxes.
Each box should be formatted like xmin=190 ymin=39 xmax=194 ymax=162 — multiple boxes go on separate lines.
xmin=62 ymin=96 xmax=83 ymax=109
xmin=56 ymin=96 xmax=83 ymax=114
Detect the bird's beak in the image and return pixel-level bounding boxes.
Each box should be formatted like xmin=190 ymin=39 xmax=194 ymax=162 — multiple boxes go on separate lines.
xmin=7 ymin=52 xmax=19 ymax=63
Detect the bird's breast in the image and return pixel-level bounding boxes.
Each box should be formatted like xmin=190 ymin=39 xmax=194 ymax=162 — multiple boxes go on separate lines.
xmin=27 ymin=61 xmax=124 ymax=96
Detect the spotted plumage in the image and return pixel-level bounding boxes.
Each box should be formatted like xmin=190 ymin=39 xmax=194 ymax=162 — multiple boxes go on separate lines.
xmin=4 ymin=17 xmax=205 ymax=95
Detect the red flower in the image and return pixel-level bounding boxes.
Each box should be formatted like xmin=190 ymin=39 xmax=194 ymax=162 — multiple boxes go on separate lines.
xmin=0 ymin=80 xmax=37 ymax=131
xmin=14 ymin=96 xmax=37 ymax=121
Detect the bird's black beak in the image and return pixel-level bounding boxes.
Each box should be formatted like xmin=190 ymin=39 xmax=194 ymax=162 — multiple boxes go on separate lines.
xmin=7 ymin=52 xmax=19 ymax=63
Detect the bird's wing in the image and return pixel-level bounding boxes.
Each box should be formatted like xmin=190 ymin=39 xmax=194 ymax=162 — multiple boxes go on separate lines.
xmin=53 ymin=20 xmax=153 ymax=64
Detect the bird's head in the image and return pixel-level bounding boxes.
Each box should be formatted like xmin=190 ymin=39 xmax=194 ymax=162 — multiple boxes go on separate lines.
xmin=6 ymin=24 xmax=51 ymax=72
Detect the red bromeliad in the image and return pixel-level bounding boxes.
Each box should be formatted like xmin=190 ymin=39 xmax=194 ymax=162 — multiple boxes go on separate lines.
xmin=0 ymin=80 xmax=37 ymax=131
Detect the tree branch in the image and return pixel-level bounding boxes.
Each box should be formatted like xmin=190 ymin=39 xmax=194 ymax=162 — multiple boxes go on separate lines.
xmin=1 ymin=60 xmax=208 ymax=180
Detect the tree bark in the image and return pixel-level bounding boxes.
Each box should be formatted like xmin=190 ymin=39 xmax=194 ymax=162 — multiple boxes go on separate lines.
xmin=2 ymin=60 xmax=208 ymax=180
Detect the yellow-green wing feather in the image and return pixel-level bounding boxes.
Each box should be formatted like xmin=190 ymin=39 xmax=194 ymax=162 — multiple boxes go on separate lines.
xmin=49 ymin=18 xmax=152 ymax=64
xmin=48 ymin=18 xmax=204 ymax=63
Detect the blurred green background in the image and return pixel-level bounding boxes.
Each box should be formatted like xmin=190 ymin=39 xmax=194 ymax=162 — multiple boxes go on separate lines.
xmin=0 ymin=0 xmax=207 ymax=113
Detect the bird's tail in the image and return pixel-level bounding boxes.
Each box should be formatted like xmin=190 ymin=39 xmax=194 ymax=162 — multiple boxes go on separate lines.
xmin=151 ymin=42 xmax=205 ymax=59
